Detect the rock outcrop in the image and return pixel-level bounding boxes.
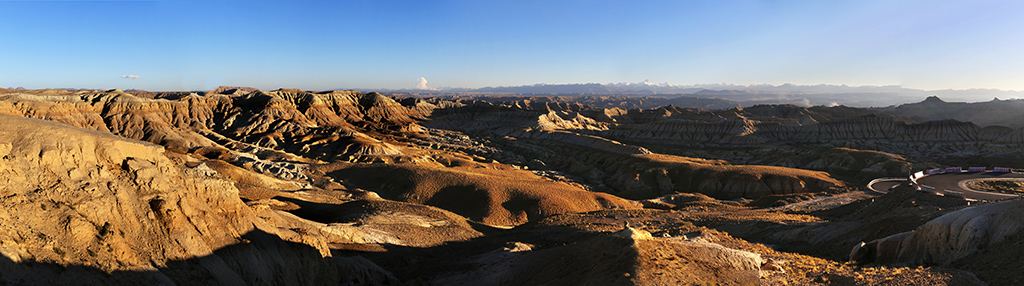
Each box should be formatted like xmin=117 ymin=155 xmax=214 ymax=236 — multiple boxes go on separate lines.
xmin=475 ymin=135 xmax=849 ymax=200
xmin=0 ymin=89 xmax=420 ymax=162
xmin=423 ymin=103 xmax=851 ymax=199
xmin=884 ymin=96 xmax=1024 ymax=128
xmin=2 ymin=88 xmax=1013 ymax=285
xmin=851 ymin=198 xmax=1024 ymax=266
xmin=0 ymin=115 xmax=398 ymax=284
xmin=316 ymin=162 xmax=640 ymax=227
xmin=427 ymin=228 xmax=762 ymax=285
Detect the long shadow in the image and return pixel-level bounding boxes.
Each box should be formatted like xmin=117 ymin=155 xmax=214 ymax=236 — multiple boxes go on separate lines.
xmin=273 ymin=196 xmax=362 ymax=224
xmin=0 ymin=193 xmax=755 ymax=285
xmin=718 ymin=187 xmax=973 ymax=262
xmin=0 ymin=229 xmax=399 ymax=285
xmin=275 ymin=193 xmax=623 ymax=282
xmin=329 ymin=221 xmax=639 ymax=285
xmin=264 ymin=196 xmax=758 ymax=284
xmin=274 ymin=195 xmax=524 ymax=240
xmin=276 ymin=194 xmax=641 ymax=282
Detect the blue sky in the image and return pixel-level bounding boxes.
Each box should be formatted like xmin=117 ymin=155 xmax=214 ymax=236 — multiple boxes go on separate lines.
xmin=2 ymin=0 xmax=1023 ymax=91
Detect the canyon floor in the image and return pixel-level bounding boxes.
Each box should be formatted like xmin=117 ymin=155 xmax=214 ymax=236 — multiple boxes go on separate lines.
xmin=0 ymin=87 xmax=1022 ymax=285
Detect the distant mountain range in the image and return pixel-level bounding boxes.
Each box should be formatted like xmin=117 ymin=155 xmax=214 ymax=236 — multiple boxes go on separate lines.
xmin=355 ymin=82 xmax=1024 ymax=108
xmin=880 ymin=96 xmax=1024 ymax=128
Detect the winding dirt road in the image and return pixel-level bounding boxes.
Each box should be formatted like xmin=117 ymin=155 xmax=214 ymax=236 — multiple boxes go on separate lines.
xmin=867 ymin=179 xmax=905 ymax=193
xmin=915 ymin=172 xmax=1024 ymax=201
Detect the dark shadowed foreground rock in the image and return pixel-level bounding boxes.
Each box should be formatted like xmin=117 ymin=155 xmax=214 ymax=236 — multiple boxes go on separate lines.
xmin=427 ymin=227 xmax=762 ymax=285
xmin=850 ymin=197 xmax=1024 ymax=266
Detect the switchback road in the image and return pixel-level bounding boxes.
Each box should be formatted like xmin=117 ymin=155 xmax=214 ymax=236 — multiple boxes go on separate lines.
xmin=915 ymin=172 xmax=1024 ymax=201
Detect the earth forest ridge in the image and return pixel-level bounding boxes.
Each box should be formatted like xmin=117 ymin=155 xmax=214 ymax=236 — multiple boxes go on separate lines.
xmin=0 ymin=86 xmax=1021 ymax=285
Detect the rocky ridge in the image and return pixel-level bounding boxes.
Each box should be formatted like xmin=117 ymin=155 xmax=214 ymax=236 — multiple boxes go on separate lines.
xmin=2 ymin=88 xmax=1020 ymax=285
xmin=882 ymin=96 xmax=1024 ymax=128
xmin=0 ymin=115 xmax=399 ymax=285
xmin=0 ymin=89 xmax=857 ymax=200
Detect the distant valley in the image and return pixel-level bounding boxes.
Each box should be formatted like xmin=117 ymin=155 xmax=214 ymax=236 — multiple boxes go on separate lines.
xmin=356 ymin=81 xmax=1024 ymax=108
xmin=0 ymin=86 xmax=1022 ymax=284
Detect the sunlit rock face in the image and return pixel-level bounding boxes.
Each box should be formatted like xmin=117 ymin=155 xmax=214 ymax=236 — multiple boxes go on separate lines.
xmin=0 ymin=115 xmax=398 ymax=285
xmin=0 ymin=89 xmax=419 ymax=161
xmin=0 ymin=88 xmax=1018 ymax=285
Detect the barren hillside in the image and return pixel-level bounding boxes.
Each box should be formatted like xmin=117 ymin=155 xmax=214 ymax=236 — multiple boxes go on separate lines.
xmin=0 ymin=88 xmax=1020 ymax=285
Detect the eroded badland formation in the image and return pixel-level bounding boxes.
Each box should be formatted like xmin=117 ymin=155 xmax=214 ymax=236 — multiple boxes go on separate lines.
xmin=1 ymin=87 xmax=1024 ymax=285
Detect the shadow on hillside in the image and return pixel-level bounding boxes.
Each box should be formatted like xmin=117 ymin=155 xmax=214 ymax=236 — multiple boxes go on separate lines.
xmin=270 ymin=194 xmax=647 ymax=282
xmin=718 ymin=187 xmax=973 ymax=261
xmin=274 ymin=195 xmax=519 ymax=239
xmin=256 ymin=195 xmax=756 ymax=284
xmin=330 ymin=223 xmax=642 ymax=285
xmin=0 ymin=228 xmax=397 ymax=285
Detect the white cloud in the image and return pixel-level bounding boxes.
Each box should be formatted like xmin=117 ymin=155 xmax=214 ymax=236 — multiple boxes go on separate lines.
xmin=416 ymin=77 xmax=431 ymax=90
xmin=121 ymin=75 xmax=141 ymax=80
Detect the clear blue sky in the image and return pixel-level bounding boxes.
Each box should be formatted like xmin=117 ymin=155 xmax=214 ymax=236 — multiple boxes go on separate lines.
xmin=2 ymin=0 xmax=1023 ymax=91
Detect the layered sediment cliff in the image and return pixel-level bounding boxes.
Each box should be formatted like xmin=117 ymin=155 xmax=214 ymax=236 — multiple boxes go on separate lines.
xmin=0 ymin=89 xmax=417 ymax=162
xmin=0 ymin=115 xmax=399 ymax=284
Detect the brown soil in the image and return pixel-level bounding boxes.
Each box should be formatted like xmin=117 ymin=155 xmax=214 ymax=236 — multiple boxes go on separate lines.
xmin=966 ymin=180 xmax=1024 ymax=194
xmin=0 ymin=89 xmax=1018 ymax=285
xmin=285 ymin=199 xmax=484 ymax=247
xmin=529 ymin=209 xmax=981 ymax=286
xmin=202 ymin=159 xmax=302 ymax=200
xmin=953 ymin=231 xmax=1024 ymax=285
xmin=312 ymin=162 xmax=640 ymax=226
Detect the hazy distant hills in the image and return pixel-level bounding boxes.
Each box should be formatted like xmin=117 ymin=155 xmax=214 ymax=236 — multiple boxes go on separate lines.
xmin=433 ymin=95 xmax=742 ymax=110
xmin=881 ymin=96 xmax=1024 ymax=128
xmin=4 ymin=87 xmax=1024 ymax=284
xmin=467 ymin=83 xmax=630 ymax=94
xmin=359 ymin=81 xmax=1024 ymax=108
